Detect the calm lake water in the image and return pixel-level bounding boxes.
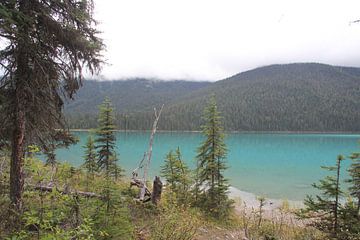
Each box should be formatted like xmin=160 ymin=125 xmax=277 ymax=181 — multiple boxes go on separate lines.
xmin=54 ymin=131 xmax=360 ymax=201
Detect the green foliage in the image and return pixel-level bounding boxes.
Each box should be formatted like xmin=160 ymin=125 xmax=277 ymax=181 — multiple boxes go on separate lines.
xmin=95 ymin=97 xmax=121 ymax=178
xmin=194 ymin=96 xmax=233 ymax=219
xmin=66 ymin=63 xmax=360 ymax=132
xmin=161 ymin=147 xmax=191 ymax=205
xmin=347 ymin=145 xmax=360 ymax=213
xmin=0 ymin=0 xmax=103 ymax=210
xmin=338 ymin=144 xmax=360 ymax=240
xmin=0 ymin=0 xmax=103 ymax=143
xmin=94 ymin=98 xmax=124 ymax=215
xmin=237 ymin=201 xmax=323 ymax=240
xmin=149 ymin=210 xmax=198 ymax=240
xmin=65 ymin=79 xmax=209 ymax=117
xmin=302 ymin=155 xmax=345 ymax=238
xmin=83 ymin=135 xmax=97 ymax=184
xmin=149 ymin=203 xmax=199 ymax=240
xmin=301 ymin=154 xmax=360 ymax=239
xmin=1 ymin=153 xmax=134 ymax=240
xmin=92 ymin=193 xmax=135 ymax=240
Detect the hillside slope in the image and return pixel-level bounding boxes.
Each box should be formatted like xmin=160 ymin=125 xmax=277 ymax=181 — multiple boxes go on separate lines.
xmin=65 ymin=79 xmax=211 ymax=114
xmin=66 ymin=63 xmax=360 ymax=132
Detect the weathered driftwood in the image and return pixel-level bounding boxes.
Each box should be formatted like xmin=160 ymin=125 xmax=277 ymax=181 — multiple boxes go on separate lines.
xmin=130 ymin=179 xmax=152 ymax=197
xmin=151 ymin=176 xmax=162 ymax=205
xmin=30 ymin=184 xmax=102 ymax=198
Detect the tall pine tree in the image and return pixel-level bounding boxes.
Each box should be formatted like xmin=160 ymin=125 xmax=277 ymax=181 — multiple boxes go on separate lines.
xmin=94 ymin=98 xmax=122 ymax=213
xmin=95 ymin=97 xmax=119 ymax=178
xmin=302 ymin=155 xmax=345 ymax=239
xmin=83 ymin=135 xmax=97 ymax=185
xmin=195 ymin=96 xmax=233 ymax=219
xmin=0 ymin=0 xmax=103 ymax=211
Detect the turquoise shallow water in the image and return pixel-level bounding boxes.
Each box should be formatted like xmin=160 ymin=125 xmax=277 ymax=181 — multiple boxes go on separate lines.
xmin=54 ymin=131 xmax=360 ymax=201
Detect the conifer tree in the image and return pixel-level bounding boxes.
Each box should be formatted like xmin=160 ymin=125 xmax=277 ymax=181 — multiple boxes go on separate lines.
xmin=95 ymin=97 xmax=119 ymax=178
xmin=83 ymin=135 xmax=97 ymax=183
xmin=110 ymin=152 xmax=122 ymax=181
xmin=161 ymin=147 xmax=191 ymax=205
xmin=161 ymin=150 xmax=177 ymax=190
xmin=302 ymin=155 xmax=345 ymax=238
xmin=0 ymin=0 xmax=103 ymax=211
xmin=348 ymin=148 xmax=360 ymax=214
xmin=195 ymin=96 xmax=233 ymax=219
xmin=174 ymin=147 xmax=191 ymax=203
xmin=95 ymin=98 xmax=122 ymax=213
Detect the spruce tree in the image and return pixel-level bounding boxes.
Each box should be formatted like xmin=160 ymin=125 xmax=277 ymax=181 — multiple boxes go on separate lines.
xmin=161 ymin=150 xmax=177 ymax=190
xmin=95 ymin=97 xmax=119 ymax=178
xmin=302 ymin=155 xmax=345 ymax=238
xmin=0 ymin=0 xmax=103 ymax=211
xmin=337 ymin=145 xmax=360 ymax=239
xmin=83 ymin=135 xmax=97 ymax=183
xmin=195 ymin=96 xmax=232 ymax=219
xmin=161 ymin=147 xmax=191 ymax=205
xmin=94 ymin=98 xmax=122 ymax=213
xmin=174 ymin=147 xmax=191 ymax=204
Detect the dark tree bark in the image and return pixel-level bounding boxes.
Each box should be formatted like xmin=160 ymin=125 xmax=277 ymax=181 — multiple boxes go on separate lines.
xmin=10 ymin=107 xmax=25 ymax=211
xmin=151 ymin=176 xmax=163 ymax=205
xmin=9 ymin=0 xmax=30 ymax=212
xmin=0 ymin=0 xmax=103 ymax=212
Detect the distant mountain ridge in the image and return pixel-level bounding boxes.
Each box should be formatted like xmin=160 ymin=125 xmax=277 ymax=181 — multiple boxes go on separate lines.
xmin=65 ymin=78 xmax=211 ymax=114
xmin=65 ymin=63 xmax=360 ymax=132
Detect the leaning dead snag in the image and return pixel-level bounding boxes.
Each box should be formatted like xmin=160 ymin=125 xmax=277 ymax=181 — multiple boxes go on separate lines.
xmin=131 ymin=105 xmax=164 ymax=203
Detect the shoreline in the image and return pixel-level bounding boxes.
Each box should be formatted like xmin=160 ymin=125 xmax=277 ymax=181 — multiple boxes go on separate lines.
xmin=228 ymin=186 xmax=307 ymax=227
xmin=68 ymin=129 xmax=360 ymax=135
xmin=228 ymin=186 xmax=304 ymax=211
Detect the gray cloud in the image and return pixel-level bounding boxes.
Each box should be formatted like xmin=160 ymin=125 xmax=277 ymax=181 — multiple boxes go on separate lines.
xmin=92 ymin=0 xmax=360 ymax=81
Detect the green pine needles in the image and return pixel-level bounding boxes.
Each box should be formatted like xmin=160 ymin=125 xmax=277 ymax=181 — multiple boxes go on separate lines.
xmin=83 ymin=135 xmax=97 ymax=184
xmin=93 ymin=97 xmax=123 ymax=213
xmin=161 ymin=147 xmax=191 ymax=205
xmin=194 ymin=96 xmax=233 ymax=219
xmin=303 ymin=155 xmax=345 ymax=238
xmin=302 ymin=145 xmax=360 ymax=239
xmin=95 ymin=97 xmax=121 ymax=179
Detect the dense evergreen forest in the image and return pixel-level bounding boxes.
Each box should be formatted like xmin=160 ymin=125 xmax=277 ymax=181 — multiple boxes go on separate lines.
xmin=66 ymin=63 xmax=360 ymax=132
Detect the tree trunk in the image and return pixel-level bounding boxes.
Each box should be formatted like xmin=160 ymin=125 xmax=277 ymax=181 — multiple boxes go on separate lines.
xmin=10 ymin=0 xmax=30 ymax=213
xmin=151 ymin=176 xmax=163 ymax=205
xmin=10 ymin=108 xmax=26 ymax=211
xmin=334 ymin=156 xmax=342 ymax=236
xmin=357 ymin=195 xmax=360 ymax=216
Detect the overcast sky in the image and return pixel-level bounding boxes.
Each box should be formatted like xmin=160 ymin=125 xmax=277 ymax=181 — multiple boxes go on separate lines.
xmin=93 ymin=0 xmax=360 ymax=81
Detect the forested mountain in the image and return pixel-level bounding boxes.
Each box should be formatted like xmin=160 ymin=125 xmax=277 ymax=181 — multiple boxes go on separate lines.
xmin=65 ymin=79 xmax=211 ymax=114
xmin=65 ymin=63 xmax=360 ymax=132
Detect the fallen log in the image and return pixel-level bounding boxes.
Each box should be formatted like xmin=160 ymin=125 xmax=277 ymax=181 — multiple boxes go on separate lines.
xmin=29 ymin=184 xmax=102 ymax=198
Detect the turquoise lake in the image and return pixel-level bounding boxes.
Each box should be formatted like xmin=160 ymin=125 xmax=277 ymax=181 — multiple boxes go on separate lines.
xmin=55 ymin=131 xmax=360 ymax=201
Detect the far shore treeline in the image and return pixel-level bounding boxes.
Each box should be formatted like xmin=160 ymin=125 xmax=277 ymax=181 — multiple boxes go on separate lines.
xmin=65 ymin=63 xmax=360 ymax=132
